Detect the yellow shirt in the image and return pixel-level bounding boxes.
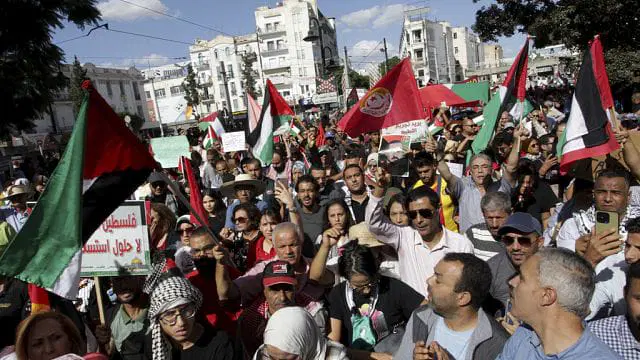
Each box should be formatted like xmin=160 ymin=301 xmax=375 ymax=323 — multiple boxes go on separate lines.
xmin=413 ymin=177 xmax=459 ymax=233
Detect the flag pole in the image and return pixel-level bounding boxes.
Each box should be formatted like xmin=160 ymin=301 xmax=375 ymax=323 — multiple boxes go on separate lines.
xmin=93 ymin=276 xmax=106 ymax=325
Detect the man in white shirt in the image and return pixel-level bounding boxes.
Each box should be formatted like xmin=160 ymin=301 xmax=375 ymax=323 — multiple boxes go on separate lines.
xmin=366 ymin=168 xmax=474 ymax=297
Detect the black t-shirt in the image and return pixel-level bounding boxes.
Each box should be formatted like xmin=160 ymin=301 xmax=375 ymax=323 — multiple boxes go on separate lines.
xmin=327 ymin=276 xmax=423 ymax=346
xmin=168 ymin=326 xmax=234 ymax=360
xmin=350 ymin=196 xmax=369 ymax=224
xmin=0 ymin=279 xmax=28 ymax=348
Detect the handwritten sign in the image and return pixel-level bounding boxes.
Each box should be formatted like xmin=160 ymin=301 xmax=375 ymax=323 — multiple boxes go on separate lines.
xmin=381 ymin=120 xmax=429 ymax=143
xmin=150 ymin=136 xmax=190 ymax=168
xmin=80 ymin=201 xmax=151 ymax=277
xmin=221 ymin=131 xmax=246 ymax=153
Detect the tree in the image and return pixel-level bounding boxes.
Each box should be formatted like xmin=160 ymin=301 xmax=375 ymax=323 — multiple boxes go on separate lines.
xmin=241 ymin=52 xmax=261 ymax=98
xmin=69 ymin=56 xmax=89 ymax=115
xmin=378 ymin=56 xmax=401 ymax=76
xmin=0 ymin=1 xmax=101 ymax=137
xmin=472 ymin=0 xmax=640 ymax=87
xmin=348 ymin=70 xmax=370 ymax=89
xmin=182 ymin=64 xmax=201 ymax=119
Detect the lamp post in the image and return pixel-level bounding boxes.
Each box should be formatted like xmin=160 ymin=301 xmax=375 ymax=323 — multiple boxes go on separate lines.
xmin=303 ymin=17 xmax=326 ymax=75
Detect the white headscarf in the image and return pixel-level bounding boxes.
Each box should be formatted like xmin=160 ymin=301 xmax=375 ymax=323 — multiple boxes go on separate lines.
xmin=263 ymin=307 xmax=327 ymax=360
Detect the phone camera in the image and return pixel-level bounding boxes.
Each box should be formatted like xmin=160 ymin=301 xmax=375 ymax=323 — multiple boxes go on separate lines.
xmin=596 ymin=212 xmax=610 ymax=224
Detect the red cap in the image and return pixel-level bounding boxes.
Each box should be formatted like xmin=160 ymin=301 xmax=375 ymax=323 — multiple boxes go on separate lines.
xmin=262 ymin=260 xmax=296 ymax=287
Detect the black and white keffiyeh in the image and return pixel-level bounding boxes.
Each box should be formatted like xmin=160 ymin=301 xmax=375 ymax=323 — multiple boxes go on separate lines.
xmin=575 ymin=204 xmax=640 ymax=241
xmin=148 ymin=276 xmax=203 ymax=360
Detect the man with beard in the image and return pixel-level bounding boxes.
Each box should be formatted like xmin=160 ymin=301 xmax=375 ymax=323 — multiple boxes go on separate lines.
xmin=266 ymin=149 xmax=291 ymax=182
xmin=465 ymin=192 xmax=512 ymax=261
xmin=330 ymin=164 xmax=369 ymax=223
xmin=487 ymin=212 xmax=544 ymax=327
xmin=412 ymin=152 xmax=458 ymax=232
xmin=186 ymin=227 xmax=242 ymax=336
xmin=245 ymin=158 xmax=276 ymax=207
xmin=236 ymin=260 xmax=323 ymax=359
xmin=294 ymin=175 xmax=325 ymax=256
xmin=367 ymin=130 xmax=381 ymax=155
xmin=310 ymin=166 xmax=334 ymax=205
xmin=590 ymin=262 xmax=640 ymax=359
xmin=95 ymin=276 xmax=150 ymax=360
xmin=395 ymin=253 xmax=508 ymax=360
xmin=367 ymin=169 xmax=474 ymax=297
xmin=144 ymin=172 xmax=179 ymax=214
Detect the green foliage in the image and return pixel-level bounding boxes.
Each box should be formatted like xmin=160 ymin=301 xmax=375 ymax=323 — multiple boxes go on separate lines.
xmin=241 ymin=52 xmax=261 ymax=98
xmin=472 ymin=0 xmax=640 ymax=86
xmin=378 ymin=56 xmax=401 ymax=76
xmin=182 ymin=63 xmax=201 ymax=118
xmin=348 ymin=70 xmax=370 ymax=90
xmin=69 ymin=56 xmax=89 ymax=115
xmin=0 ymin=0 xmax=101 ymax=137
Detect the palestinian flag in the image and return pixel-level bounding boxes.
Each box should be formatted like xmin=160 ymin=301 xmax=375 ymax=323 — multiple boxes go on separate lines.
xmin=338 ymin=58 xmax=425 ymax=137
xmin=346 ymin=87 xmax=359 ymax=109
xmin=472 ymin=39 xmax=530 ymax=155
xmin=247 ymin=79 xmax=294 ymax=166
xmin=201 ymin=112 xmax=225 ymax=149
xmin=0 ymin=80 xmax=157 ymax=300
xmin=247 ymin=92 xmax=262 ymax=134
xmin=558 ymin=36 xmax=619 ymax=174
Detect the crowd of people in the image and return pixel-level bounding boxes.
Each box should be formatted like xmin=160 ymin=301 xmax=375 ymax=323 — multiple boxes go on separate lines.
xmin=2 ymin=87 xmax=640 ymax=360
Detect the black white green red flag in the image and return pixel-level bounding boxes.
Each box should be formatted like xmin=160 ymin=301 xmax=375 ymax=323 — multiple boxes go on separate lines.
xmin=558 ymin=36 xmax=619 ymax=174
xmin=247 ymin=79 xmax=294 ymax=166
xmin=0 ymin=80 xmax=157 ymax=300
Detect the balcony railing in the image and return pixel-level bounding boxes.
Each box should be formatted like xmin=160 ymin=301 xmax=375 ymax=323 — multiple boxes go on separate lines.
xmin=261 ymin=46 xmax=288 ymax=57
xmin=262 ymin=60 xmax=290 ymax=71
xmin=196 ymin=62 xmax=210 ymax=70
xmin=258 ymin=26 xmax=286 ymax=38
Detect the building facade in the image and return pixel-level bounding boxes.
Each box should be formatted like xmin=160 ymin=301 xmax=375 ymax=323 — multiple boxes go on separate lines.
xmin=482 ymin=44 xmax=504 ymax=69
xmin=33 ymin=63 xmax=148 ymax=134
xmin=451 ymin=26 xmax=485 ymax=79
xmin=141 ymin=62 xmax=192 ymax=126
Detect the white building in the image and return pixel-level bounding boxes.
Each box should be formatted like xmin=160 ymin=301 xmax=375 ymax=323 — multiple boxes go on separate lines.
xmin=141 ymin=62 xmax=191 ymax=126
xmin=255 ymin=0 xmax=338 ymax=107
xmin=450 ymin=26 xmax=485 ymax=79
xmin=399 ymin=7 xmax=456 ymax=86
xmin=482 ymin=44 xmax=504 ymax=69
xmin=33 ymin=63 xmax=148 ymax=133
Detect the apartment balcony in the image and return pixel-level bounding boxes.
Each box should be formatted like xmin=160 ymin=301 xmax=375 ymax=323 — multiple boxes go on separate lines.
xmin=270 ymin=76 xmax=292 ymax=87
xmin=257 ymin=26 xmax=286 ymax=39
xmin=262 ymin=60 xmax=290 ymax=72
xmin=201 ymin=76 xmax=213 ymax=86
xmin=196 ymin=61 xmax=210 ymax=70
xmin=202 ymin=94 xmax=215 ymax=103
xmin=261 ymin=46 xmax=288 ymax=57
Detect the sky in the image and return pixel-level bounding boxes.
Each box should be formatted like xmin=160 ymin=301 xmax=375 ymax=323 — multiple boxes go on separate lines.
xmin=53 ymin=0 xmax=528 ymax=71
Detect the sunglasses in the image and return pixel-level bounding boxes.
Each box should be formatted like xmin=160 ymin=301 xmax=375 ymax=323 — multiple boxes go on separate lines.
xmin=151 ymin=182 xmax=165 ymax=188
xmin=407 ymin=208 xmax=436 ymax=220
xmin=234 ymin=216 xmax=248 ymax=224
xmin=500 ymin=235 xmax=533 ymax=247
xmin=180 ymin=228 xmax=194 ymax=235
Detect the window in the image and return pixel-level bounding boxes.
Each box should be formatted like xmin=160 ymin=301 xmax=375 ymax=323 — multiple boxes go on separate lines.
xmin=267 ymin=41 xmax=275 ymax=51
xmin=170 ymin=85 xmax=184 ymax=96
xmin=415 ymin=49 xmax=423 ymax=60
xmin=119 ymin=81 xmax=126 ymax=95
xmin=106 ymin=81 xmax=113 ymax=97
xmin=276 ymin=40 xmax=285 ymax=49
xmin=282 ymin=91 xmax=290 ymax=97
xmin=217 ymin=66 xmax=223 ymax=81
xmin=154 ymin=88 xmax=166 ymax=98
xmin=227 ymin=64 xmax=234 ymax=79
xmin=233 ymin=99 xmax=238 ymax=109
xmin=266 ymin=23 xmax=273 ymax=32
xmin=413 ymin=30 xmax=422 ymax=42
xmin=274 ymin=22 xmax=280 ymax=31
xmin=137 ymin=105 xmax=144 ymax=117
xmin=145 ymin=91 xmax=151 ymax=99
xmin=225 ymin=47 xmax=231 ymax=56
xmin=418 ymin=69 xmax=425 ymax=77
xmin=454 ymin=47 xmax=459 ymax=54
xmin=133 ymin=83 xmax=141 ymax=100
xmin=279 ymin=56 xmax=285 ymax=65
xmin=230 ymin=82 xmax=237 ymax=96
xmin=299 ymin=67 xmax=303 ymax=76
xmin=214 ymin=50 xmax=218 ymax=59
xmin=453 ymin=33 xmax=457 ymax=39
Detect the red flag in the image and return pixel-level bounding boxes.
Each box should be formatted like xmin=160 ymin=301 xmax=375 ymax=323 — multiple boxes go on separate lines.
xmin=590 ymin=35 xmax=614 ymax=109
xmin=338 ymin=58 xmax=425 ymax=137
xmin=502 ymin=39 xmax=529 ymax=102
xmin=28 ymin=284 xmax=50 ymax=313
xmin=316 ymin=123 xmax=326 ymax=146
xmin=180 ymin=156 xmax=208 ymax=226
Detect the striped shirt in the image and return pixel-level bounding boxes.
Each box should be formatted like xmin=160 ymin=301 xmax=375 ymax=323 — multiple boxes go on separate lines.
xmin=465 ymin=223 xmax=504 ymax=261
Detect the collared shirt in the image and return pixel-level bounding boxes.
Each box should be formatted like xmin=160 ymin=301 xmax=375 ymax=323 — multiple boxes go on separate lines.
xmin=465 ymin=223 xmax=504 ymax=261
xmin=452 ymin=176 xmax=512 ymax=233
xmin=0 ymin=207 xmax=28 ymax=233
xmin=588 ymin=253 xmax=627 ymax=321
xmin=589 ymin=315 xmax=640 ymax=359
xmin=497 ymin=325 xmax=622 ymax=359
xmin=414 ymin=176 xmax=458 ymax=233
xmin=365 ymin=195 xmax=474 ymax=297
xmin=111 ymin=306 xmax=149 ymax=352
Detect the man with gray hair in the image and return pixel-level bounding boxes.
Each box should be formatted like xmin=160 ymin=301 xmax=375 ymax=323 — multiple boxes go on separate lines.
xmin=427 ymin=125 xmax=523 ymax=232
xmin=465 ymin=192 xmax=512 ymax=261
xmin=497 ymin=248 xmax=621 ymax=359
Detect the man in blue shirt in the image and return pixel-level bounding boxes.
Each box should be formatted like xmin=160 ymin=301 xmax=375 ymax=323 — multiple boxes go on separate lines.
xmin=0 ymin=184 xmax=31 ymax=232
xmin=498 ymin=248 xmax=621 ymax=359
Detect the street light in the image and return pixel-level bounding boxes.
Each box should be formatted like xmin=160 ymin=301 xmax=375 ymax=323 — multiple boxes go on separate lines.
xmin=303 ymin=17 xmax=327 ymax=74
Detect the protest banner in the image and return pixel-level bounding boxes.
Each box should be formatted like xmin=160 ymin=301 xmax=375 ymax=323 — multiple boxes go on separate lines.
xmin=150 ymin=135 xmax=190 ymax=168
xmin=221 ymin=131 xmax=246 ymax=152
xmin=381 ymin=120 xmax=429 ymax=143
xmin=80 ymin=201 xmax=151 ymax=277
xmin=378 ymin=134 xmax=411 ymax=177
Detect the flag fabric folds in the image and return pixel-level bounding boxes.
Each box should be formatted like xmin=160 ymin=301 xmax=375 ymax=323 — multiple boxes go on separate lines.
xmin=201 ymin=112 xmax=225 ymax=149
xmin=247 ymin=93 xmax=262 ymax=134
xmin=247 ymin=79 xmax=294 ymax=166
xmin=338 ymin=58 xmax=425 ymax=137
xmin=471 ymin=39 xmax=530 ymax=155
xmin=0 ymin=80 xmax=157 ymax=300
xmin=559 ymin=36 xmax=619 ymax=174
xmin=179 ymin=156 xmax=208 ymax=226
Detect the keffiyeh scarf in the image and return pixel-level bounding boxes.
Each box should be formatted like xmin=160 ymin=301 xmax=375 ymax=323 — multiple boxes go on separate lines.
xmin=148 ymin=276 xmax=203 ymax=360
xmin=575 ymin=204 xmax=640 ymax=241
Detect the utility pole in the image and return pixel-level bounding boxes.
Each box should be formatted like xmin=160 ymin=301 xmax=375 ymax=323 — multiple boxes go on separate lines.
xmin=343 ymin=46 xmax=351 ymax=111
xmin=219 ymin=61 xmax=234 ymax=125
xmin=382 ymin=38 xmax=389 ymax=74
xmin=148 ymin=60 xmax=164 ymax=137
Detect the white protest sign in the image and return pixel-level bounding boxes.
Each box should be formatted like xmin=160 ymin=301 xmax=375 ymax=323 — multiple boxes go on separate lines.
xmin=150 ymin=136 xmax=190 ymax=169
xmin=80 ymin=201 xmax=152 ymax=277
xmin=381 ymin=120 xmax=429 ymax=143
xmin=446 ymin=162 xmax=464 ymax=179
xmin=221 ymin=131 xmax=246 ymax=153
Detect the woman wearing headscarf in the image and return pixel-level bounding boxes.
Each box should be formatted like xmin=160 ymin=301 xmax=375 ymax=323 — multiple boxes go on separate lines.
xmin=147 ymin=275 xmax=234 ymax=360
xmin=290 ymin=161 xmax=307 ymax=194
xmin=254 ymin=307 xmax=347 ymax=360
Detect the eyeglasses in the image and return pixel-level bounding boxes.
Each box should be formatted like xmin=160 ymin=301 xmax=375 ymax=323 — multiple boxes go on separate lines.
xmin=151 ymin=182 xmax=165 ymax=188
xmin=500 ymin=235 xmax=533 ymax=247
xmin=159 ymin=304 xmax=196 ymax=326
xmin=234 ymin=216 xmax=248 ymax=224
xmin=190 ymin=244 xmax=215 ymax=257
xmin=180 ymin=228 xmax=194 ymax=235
xmin=407 ymin=208 xmax=436 ymax=220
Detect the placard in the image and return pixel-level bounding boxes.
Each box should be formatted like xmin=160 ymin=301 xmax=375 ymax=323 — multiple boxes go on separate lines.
xmin=221 ymin=131 xmax=246 ymax=153
xmin=80 ymin=201 xmax=151 ymax=277
xmin=150 ymin=136 xmax=190 ymax=169
xmin=381 ymin=120 xmax=429 ymax=143
xmin=378 ymin=135 xmax=411 ymax=177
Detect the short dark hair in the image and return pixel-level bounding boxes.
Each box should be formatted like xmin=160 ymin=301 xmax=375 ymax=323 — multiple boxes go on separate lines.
xmin=443 ymin=253 xmax=492 ymax=309
xmin=384 ymin=193 xmax=407 ymax=216
xmin=190 ymin=226 xmax=213 ymax=242
xmin=414 ymin=152 xmax=436 ymax=168
xmin=309 ymin=165 xmax=324 ymax=174
xmin=261 ymin=207 xmax=282 ymax=223
xmin=596 ymin=167 xmax=631 ymax=189
xmin=233 ymin=203 xmax=262 ymax=230
xmin=240 ymin=157 xmax=253 ymax=168
xmin=406 ymin=186 xmax=440 ymax=209
xmin=626 ymin=262 xmax=640 ymax=294
xmin=627 ymin=217 xmax=640 ymax=234
xmin=343 ymin=163 xmax=363 ymax=175
xmin=337 ymin=240 xmax=378 ymax=280
xmin=295 ymin=174 xmax=319 ymax=192
xmin=248 ymin=158 xmax=262 ymax=168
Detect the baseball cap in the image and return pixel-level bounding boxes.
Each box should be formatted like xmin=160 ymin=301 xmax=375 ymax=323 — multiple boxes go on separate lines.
xmin=498 ymin=212 xmax=542 ymax=236
xmin=148 ymin=172 xmax=165 ymax=183
xmin=503 ymin=122 xmax=515 ymax=130
xmin=262 ymin=260 xmax=296 ymax=287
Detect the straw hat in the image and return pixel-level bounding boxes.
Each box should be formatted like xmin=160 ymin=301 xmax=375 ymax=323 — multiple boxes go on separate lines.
xmin=220 ymin=173 xmax=266 ymax=199
xmin=1 ymin=184 xmax=33 ymax=201
xmin=348 ymin=223 xmax=385 ymax=248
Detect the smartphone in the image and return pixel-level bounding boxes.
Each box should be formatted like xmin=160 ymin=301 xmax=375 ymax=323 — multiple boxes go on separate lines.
xmin=595 ymin=211 xmax=619 ymax=237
